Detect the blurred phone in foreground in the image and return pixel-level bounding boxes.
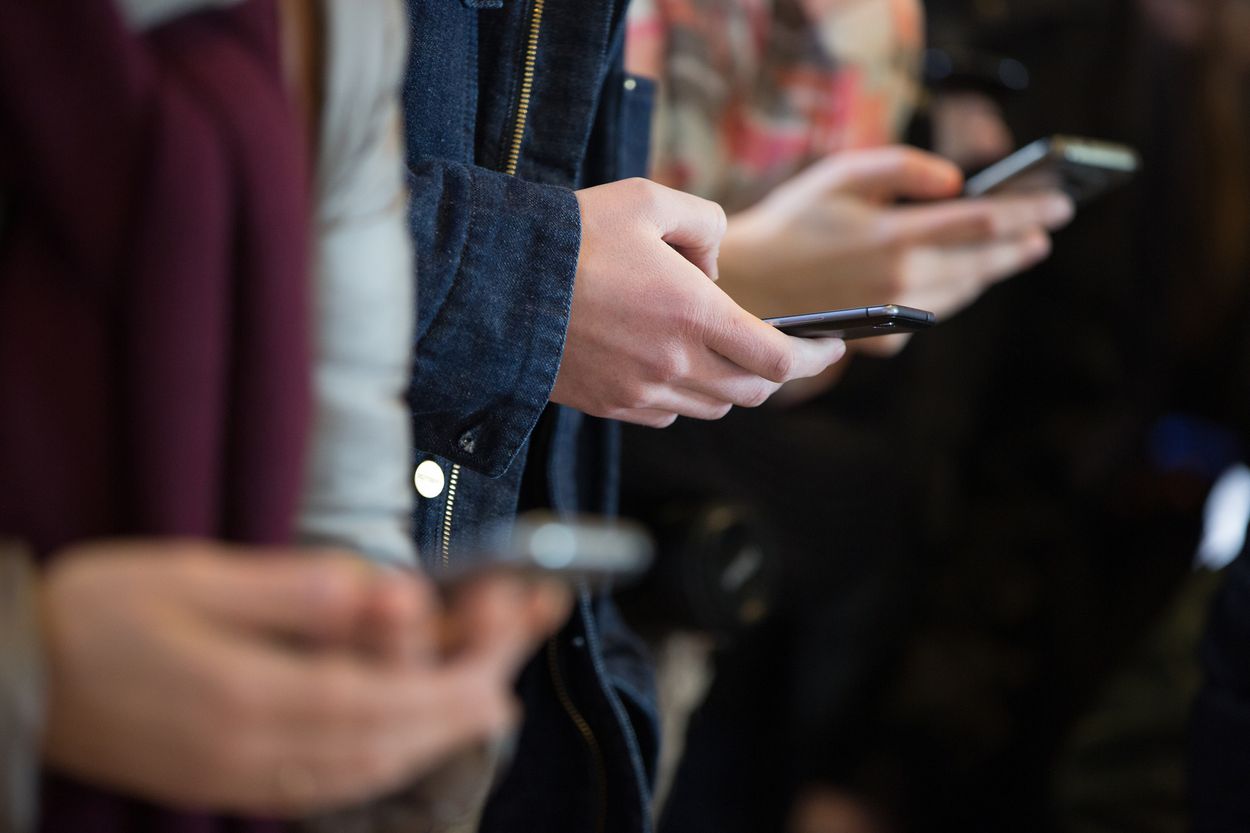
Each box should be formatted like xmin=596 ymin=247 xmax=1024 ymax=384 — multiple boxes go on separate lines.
xmin=964 ymin=135 xmax=1140 ymax=203
xmin=434 ymin=512 xmax=654 ymax=590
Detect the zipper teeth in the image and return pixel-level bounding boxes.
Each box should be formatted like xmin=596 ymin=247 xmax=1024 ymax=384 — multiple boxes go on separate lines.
xmin=547 ymin=639 xmax=609 ymax=833
xmin=440 ymin=464 xmax=460 ymax=569
xmin=503 ymin=0 xmax=546 ymax=177
xmin=468 ymin=5 xmax=608 ymax=826
xmin=440 ymin=0 xmax=546 ymax=563
xmin=511 ymin=6 xmax=606 ymax=831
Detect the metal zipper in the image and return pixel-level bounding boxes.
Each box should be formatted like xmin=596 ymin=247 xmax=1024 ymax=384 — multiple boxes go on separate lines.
xmin=438 ymin=2 xmax=609 ymax=823
xmin=503 ymin=0 xmax=546 ymax=177
xmin=439 ymin=0 xmax=546 ymax=563
xmin=439 ymin=463 xmax=460 ymax=569
xmin=547 ymin=638 xmax=609 ymax=833
xmin=500 ymin=2 xmax=611 ymax=828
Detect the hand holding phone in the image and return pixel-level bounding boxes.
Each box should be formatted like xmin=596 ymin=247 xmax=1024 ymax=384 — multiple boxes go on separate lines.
xmin=553 ymin=179 xmax=845 ymax=431
xmin=382 ymin=516 xmax=647 ymax=831
xmin=717 ymin=146 xmax=1071 ymax=355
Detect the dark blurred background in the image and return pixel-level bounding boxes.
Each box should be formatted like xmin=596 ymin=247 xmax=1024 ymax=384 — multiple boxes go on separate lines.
xmin=618 ymin=1 xmax=1250 ymax=831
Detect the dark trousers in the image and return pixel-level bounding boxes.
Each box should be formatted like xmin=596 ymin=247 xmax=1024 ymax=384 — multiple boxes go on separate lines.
xmin=1191 ymin=540 xmax=1250 ymax=831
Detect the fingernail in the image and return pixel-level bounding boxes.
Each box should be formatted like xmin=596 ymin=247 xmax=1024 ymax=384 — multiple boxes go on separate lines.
xmin=1029 ymin=232 xmax=1052 ymax=260
xmin=1045 ymin=195 xmax=1075 ymax=226
xmin=941 ymin=165 xmax=965 ymax=192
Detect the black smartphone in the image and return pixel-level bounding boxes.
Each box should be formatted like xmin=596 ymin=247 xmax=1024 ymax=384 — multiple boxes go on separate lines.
xmin=964 ymin=135 xmax=1140 ymax=203
xmin=766 ymin=304 xmax=937 ymax=340
xmin=434 ymin=512 xmax=654 ymax=589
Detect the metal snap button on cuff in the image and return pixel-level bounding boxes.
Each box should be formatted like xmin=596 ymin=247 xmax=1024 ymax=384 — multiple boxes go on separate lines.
xmin=414 ymin=460 xmax=446 ymax=499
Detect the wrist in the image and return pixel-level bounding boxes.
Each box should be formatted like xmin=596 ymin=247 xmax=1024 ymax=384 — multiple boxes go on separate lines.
xmin=1 ymin=540 xmax=45 ymax=833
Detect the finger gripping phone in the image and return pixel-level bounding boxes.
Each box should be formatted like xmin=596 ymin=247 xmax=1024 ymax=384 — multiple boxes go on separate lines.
xmin=963 ymin=135 xmax=1140 ymax=203
xmin=766 ymin=304 xmax=937 ymax=339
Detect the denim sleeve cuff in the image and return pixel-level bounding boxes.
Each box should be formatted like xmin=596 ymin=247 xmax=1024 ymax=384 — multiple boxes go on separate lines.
xmin=409 ymin=166 xmax=581 ymax=479
xmin=1 ymin=540 xmax=44 ymax=833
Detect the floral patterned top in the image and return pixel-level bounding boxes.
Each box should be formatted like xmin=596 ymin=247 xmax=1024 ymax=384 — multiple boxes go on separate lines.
xmin=627 ymin=0 xmax=924 ymax=211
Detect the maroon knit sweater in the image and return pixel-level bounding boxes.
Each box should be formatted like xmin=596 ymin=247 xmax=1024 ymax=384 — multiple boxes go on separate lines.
xmin=0 ymin=2 xmax=311 ymax=830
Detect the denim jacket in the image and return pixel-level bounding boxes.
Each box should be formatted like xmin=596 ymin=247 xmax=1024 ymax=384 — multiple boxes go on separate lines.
xmin=402 ymin=2 xmax=659 ymax=831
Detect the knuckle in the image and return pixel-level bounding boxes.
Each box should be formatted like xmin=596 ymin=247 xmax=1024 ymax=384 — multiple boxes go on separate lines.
xmin=603 ymin=405 xmax=631 ymax=423
xmin=621 ymin=383 xmax=654 ymax=412
xmin=977 ymin=211 xmax=1005 ymax=239
xmin=869 ymin=212 xmax=896 ymax=245
xmin=673 ymin=297 xmax=708 ymax=337
xmin=653 ymin=412 xmax=679 ymax=429
xmin=204 ymin=671 xmax=263 ymax=729
xmin=195 ymin=728 xmax=259 ymax=786
xmin=628 ymin=177 xmax=661 ymax=211
xmin=355 ymin=739 xmax=400 ymax=785
xmin=742 ymin=381 xmax=776 ymax=408
xmin=649 ymin=350 xmax=687 ymax=385
xmin=867 ymin=217 xmax=905 ymax=254
xmin=1033 ymin=231 xmax=1054 ymax=256
xmin=315 ymin=572 xmax=363 ymax=626
xmin=764 ymin=346 xmax=796 ymax=383
xmin=797 ymin=151 xmax=831 ymax=173
xmin=885 ymin=145 xmax=916 ymax=175
xmin=454 ymin=674 xmax=497 ymax=714
xmin=809 ymin=154 xmax=843 ymax=181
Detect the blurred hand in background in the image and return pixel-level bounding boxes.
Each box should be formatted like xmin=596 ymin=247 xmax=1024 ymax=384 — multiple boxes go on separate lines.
xmin=39 ymin=541 xmax=570 ymax=817
xmin=716 ymin=145 xmax=1073 ymax=361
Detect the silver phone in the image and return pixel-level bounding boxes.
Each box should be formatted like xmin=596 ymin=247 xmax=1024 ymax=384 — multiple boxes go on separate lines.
xmin=434 ymin=513 xmax=654 ymax=589
xmin=964 ymin=136 xmax=1140 ymax=203
xmin=767 ymin=304 xmax=937 ymax=340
